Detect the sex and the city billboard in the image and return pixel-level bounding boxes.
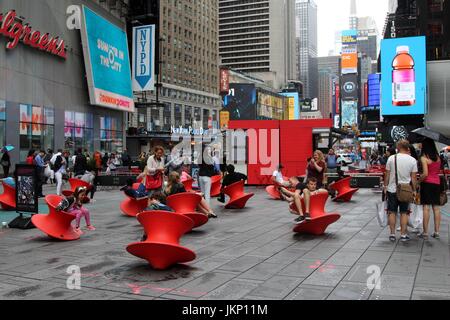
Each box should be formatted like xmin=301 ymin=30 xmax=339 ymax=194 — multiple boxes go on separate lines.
xmin=223 ymin=84 xmax=257 ymax=120
xmin=381 ymin=36 xmax=426 ymax=116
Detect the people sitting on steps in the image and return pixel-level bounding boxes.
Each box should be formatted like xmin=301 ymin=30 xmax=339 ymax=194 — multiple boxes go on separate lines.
xmin=218 ymin=165 xmax=248 ymax=204
xmin=280 ymin=177 xmax=329 ymax=225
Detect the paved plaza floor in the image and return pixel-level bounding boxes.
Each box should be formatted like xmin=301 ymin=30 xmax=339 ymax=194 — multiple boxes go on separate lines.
xmin=0 ymin=185 xmax=449 ymax=300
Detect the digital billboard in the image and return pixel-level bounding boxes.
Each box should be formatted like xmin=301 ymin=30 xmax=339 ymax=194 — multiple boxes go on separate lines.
xmin=257 ymin=91 xmax=284 ymax=120
xmin=280 ymin=92 xmax=300 ymax=120
xmin=381 ymin=36 xmax=426 ymax=116
xmin=80 ymin=6 xmax=134 ymax=112
xmin=342 ymin=30 xmax=358 ymax=47
xmin=368 ymin=74 xmax=381 ymax=106
xmin=341 ymin=100 xmax=358 ymax=128
xmin=341 ymin=74 xmax=359 ymax=100
xmin=223 ymin=84 xmax=257 ymax=120
xmin=341 ymin=53 xmax=358 ymax=74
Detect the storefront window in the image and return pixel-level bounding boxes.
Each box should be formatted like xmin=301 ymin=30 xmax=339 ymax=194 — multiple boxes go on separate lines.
xmin=163 ymin=103 xmax=172 ymax=131
xmin=64 ymin=111 xmax=94 ymax=155
xmin=203 ymin=109 xmax=210 ymax=129
xmin=100 ymin=116 xmax=123 ymax=154
xmin=20 ymin=104 xmax=55 ymax=161
xmin=185 ymin=106 xmax=192 ymax=126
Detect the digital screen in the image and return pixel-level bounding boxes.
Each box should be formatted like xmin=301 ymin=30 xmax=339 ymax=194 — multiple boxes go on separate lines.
xmin=80 ymin=6 xmax=134 ymax=112
xmin=223 ymin=84 xmax=257 ymax=120
xmin=381 ymin=36 xmax=426 ymax=116
xmin=341 ymin=100 xmax=358 ymax=128
xmin=280 ymin=92 xmax=300 ymax=120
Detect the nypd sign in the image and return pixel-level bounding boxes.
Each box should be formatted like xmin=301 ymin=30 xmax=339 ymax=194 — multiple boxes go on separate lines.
xmin=132 ymin=25 xmax=155 ymax=92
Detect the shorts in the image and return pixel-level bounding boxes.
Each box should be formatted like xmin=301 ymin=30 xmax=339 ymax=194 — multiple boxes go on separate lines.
xmin=387 ymin=192 xmax=410 ymax=214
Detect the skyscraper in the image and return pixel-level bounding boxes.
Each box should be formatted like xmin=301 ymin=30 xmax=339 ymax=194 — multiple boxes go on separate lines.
xmin=296 ymin=0 xmax=318 ymax=99
xmin=218 ymin=0 xmax=297 ymax=90
xmin=349 ymin=0 xmax=358 ymax=30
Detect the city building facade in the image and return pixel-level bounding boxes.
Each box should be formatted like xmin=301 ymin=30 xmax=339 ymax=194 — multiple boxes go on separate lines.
xmin=0 ymin=0 xmax=130 ymax=166
xmin=296 ymin=0 xmax=318 ymax=99
xmin=218 ymin=0 xmax=297 ymax=90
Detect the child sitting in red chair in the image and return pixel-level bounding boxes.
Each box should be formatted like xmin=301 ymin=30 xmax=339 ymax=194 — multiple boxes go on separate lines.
xmin=280 ymin=177 xmax=329 ymax=225
xmin=56 ymin=186 xmax=95 ymax=235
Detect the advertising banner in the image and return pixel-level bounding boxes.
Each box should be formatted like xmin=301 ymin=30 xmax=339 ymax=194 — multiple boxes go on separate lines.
xmin=341 ymin=53 xmax=358 ymax=74
xmin=301 ymin=99 xmax=312 ymax=112
xmin=80 ymin=6 xmax=134 ymax=112
xmin=132 ymin=25 xmax=155 ymax=92
xmin=220 ymin=111 xmax=230 ymax=129
xmin=15 ymin=164 xmax=38 ymax=213
xmin=223 ymin=84 xmax=257 ymax=120
xmin=381 ymin=36 xmax=426 ymax=116
xmin=342 ymin=30 xmax=358 ymax=47
xmin=341 ymin=100 xmax=358 ymax=128
xmin=220 ymin=69 xmax=230 ymax=94
xmin=280 ymin=92 xmax=300 ymax=120
xmin=341 ymin=74 xmax=359 ymax=100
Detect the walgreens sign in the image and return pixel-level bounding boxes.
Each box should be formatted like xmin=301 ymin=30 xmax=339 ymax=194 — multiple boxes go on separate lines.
xmin=0 ymin=10 xmax=66 ymax=59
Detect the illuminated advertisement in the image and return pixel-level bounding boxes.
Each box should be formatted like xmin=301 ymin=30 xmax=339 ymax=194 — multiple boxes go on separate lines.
xmin=223 ymin=84 xmax=257 ymax=120
xmin=381 ymin=36 xmax=426 ymax=116
xmin=341 ymin=53 xmax=358 ymax=74
xmin=257 ymin=92 xmax=284 ymax=120
xmin=280 ymin=92 xmax=300 ymax=120
xmin=368 ymin=73 xmax=381 ymax=107
xmin=341 ymin=74 xmax=359 ymax=100
xmin=80 ymin=6 xmax=134 ymax=112
xmin=220 ymin=69 xmax=230 ymax=94
xmin=341 ymin=100 xmax=358 ymax=128
xmin=342 ymin=30 xmax=358 ymax=47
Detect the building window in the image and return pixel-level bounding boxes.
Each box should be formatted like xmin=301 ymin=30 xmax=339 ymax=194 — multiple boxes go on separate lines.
xmin=163 ymin=103 xmax=172 ymax=131
xmin=185 ymin=106 xmax=192 ymax=126
xmin=174 ymin=104 xmax=182 ymax=127
xmin=100 ymin=116 xmax=123 ymax=154
xmin=20 ymin=104 xmax=54 ymax=161
xmin=64 ymin=111 xmax=94 ymax=155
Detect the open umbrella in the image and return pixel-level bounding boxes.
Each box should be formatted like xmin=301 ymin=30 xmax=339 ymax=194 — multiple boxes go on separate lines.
xmin=412 ymin=128 xmax=450 ymax=146
xmin=1 ymin=145 xmax=14 ymax=153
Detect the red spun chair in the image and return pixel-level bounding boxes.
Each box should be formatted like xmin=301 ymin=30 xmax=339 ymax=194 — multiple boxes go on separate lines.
xmin=0 ymin=181 xmax=16 ymax=210
xmin=291 ymin=192 xmax=341 ymax=236
xmin=31 ymin=195 xmax=80 ymax=241
xmin=120 ymin=195 xmax=148 ymax=217
xmin=210 ymin=175 xmax=222 ymax=197
xmin=182 ymin=179 xmax=194 ymax=192
xmin=62 ymin=178 xmax=92 ymax=197
xmin=329 ymin=177 xmax=359 ymax=202
xmin=223 ymin=180 xmax=254 ymax=209
xmin=126 ymin=211 xmax=196 ymax=270
xmin=167 ymin=193 xmax=208 ymax=229
xmin=266 ymin=185 xmax=282 ymax=200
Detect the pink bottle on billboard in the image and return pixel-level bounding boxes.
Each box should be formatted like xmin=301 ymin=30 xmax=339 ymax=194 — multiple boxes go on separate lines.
xmin=392 ymin=46 xmax=416 ymax=106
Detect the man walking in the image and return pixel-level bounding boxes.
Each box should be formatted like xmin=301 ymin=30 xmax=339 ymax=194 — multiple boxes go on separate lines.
xmin=384 ymin=140 xmax=418 ymax=242
xmin=34 ymin=150 xmax=46 ymax=198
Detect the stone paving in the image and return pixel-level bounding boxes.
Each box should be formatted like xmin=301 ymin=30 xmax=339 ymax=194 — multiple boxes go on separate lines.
xmin=0 ymin=185 xmax=449 ymax=300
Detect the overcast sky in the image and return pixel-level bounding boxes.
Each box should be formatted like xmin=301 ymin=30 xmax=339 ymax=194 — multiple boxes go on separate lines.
xmin=315 ymin=0 xmax=390 ymax=56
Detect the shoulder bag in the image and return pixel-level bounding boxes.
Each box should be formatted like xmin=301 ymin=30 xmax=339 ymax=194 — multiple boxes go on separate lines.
xmin=395 ymin=155 xmax=414 ymax=203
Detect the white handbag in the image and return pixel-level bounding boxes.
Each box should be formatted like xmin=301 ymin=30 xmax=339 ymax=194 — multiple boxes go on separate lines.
xmin=376 ymin=201 xmax=388 ymax=228
xmin=408 ymin=203 xmax=423 ymax=229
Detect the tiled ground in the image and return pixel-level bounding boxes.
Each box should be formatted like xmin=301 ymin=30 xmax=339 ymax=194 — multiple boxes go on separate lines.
xmin=0 ymin=185 xmax=449 ymax=300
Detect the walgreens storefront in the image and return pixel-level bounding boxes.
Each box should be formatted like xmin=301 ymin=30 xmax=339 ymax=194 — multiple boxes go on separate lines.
xmin=0 ymin=0 xmax=134 ymax=166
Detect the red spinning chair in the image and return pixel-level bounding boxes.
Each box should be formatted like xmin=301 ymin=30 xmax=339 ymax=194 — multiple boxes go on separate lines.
xmin=31 ymin=195 xmax=80 ymax=241
xmin=223 ymin=180 xmax=254 ymax=209
xmin=167 ymin=193 xmax=208 ymax=229
xmin=210 ymin=175 xmax=222 ymax=197
xmin=182 ymin=179 xmax=194 ymax=192
xmin=120 ymin=195 xmax=148 ymax=217
xmin=266 ymin=185 xmax=282 ymax=200
xmin=291 ymin=192 xmax=341 ymax=236
xmin=62 ymin=179 xmax=92 ymax=197
xmin=0 ymin=181 xmax=16 ymax=210
xmin=329 ymin=177 xmax=359 ymax=202
xmin=126 ymin=211 xmax=196 ymax=270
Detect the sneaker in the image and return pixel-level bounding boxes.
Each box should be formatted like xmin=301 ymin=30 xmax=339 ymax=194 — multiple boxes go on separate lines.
xmin=304 ymin=213 xmax=312 ymax=221
xmin=389 ymin=235 xmax=396 ymax=242
xmin=86 ymin=225 xmax=96 ymax=231
xmin=75 ymin=228 xmax=84 ymax=235
xmin=400 ymin=234 xmax=411 ymax=242
xmin=431 ymin=233 xmax=440 ymax=239
xmin=294 ymin=216 xmax=306 ymax=225
xmin=208 ymin=212 xmax=218 ymax=219
xmin=217 ymin=197 xmax=225 ymax=204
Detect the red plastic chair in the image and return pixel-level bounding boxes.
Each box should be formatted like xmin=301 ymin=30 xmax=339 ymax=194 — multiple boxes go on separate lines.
xmin=0 ymin=181 xmax=16 ymax=210
xmin=166 ymin=193 xmax=208 ymax=229
xmin=62 ymin=178 xmax=92 ymax=197
xmin=31 ymin=195 xmax=80 ymax=241
xmin=210 ymin=175 xmax=222 ymax=197
xmin=223 ymin=180 xmax=254 ymax=209
xmin=126 ymin=211 xmax=196 ymax=270
xmin=291 ymin=192 xmax=341 ymax=236
xmin=266 ymin=185 xmax=282 ymax=200
xmin=120 ymin=195 xmax=149 ymax=217
xmin=182 ymin=179 xmax=194 ymax=192
xmin=329 ymin=177 xmax=359 ymax=202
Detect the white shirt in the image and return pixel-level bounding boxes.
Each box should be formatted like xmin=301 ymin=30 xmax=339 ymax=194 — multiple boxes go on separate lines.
xmin=272 ymin=170 xmax=284 ymax=184
xmin=147 ymin=155 xmax=165 ymax=175
xmin=386 ymin=153 xmax=418 ymax=193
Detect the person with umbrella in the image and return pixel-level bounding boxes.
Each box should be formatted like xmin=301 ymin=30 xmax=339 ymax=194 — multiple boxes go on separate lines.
xmin=1 ymin=145 xmax=13 ymax=178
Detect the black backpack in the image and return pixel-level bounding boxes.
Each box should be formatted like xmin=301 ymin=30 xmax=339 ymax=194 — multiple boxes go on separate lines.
xmin=53 ymin=155 xmax=63 ymax=172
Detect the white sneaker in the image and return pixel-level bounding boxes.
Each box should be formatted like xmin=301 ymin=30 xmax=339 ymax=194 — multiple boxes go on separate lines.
xmin=396 ymin=226 xmax=401 ymax=232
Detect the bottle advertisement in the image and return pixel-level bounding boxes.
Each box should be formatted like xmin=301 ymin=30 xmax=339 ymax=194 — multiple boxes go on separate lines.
xmin=381 ymin=36 xmax=426 ymax=116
